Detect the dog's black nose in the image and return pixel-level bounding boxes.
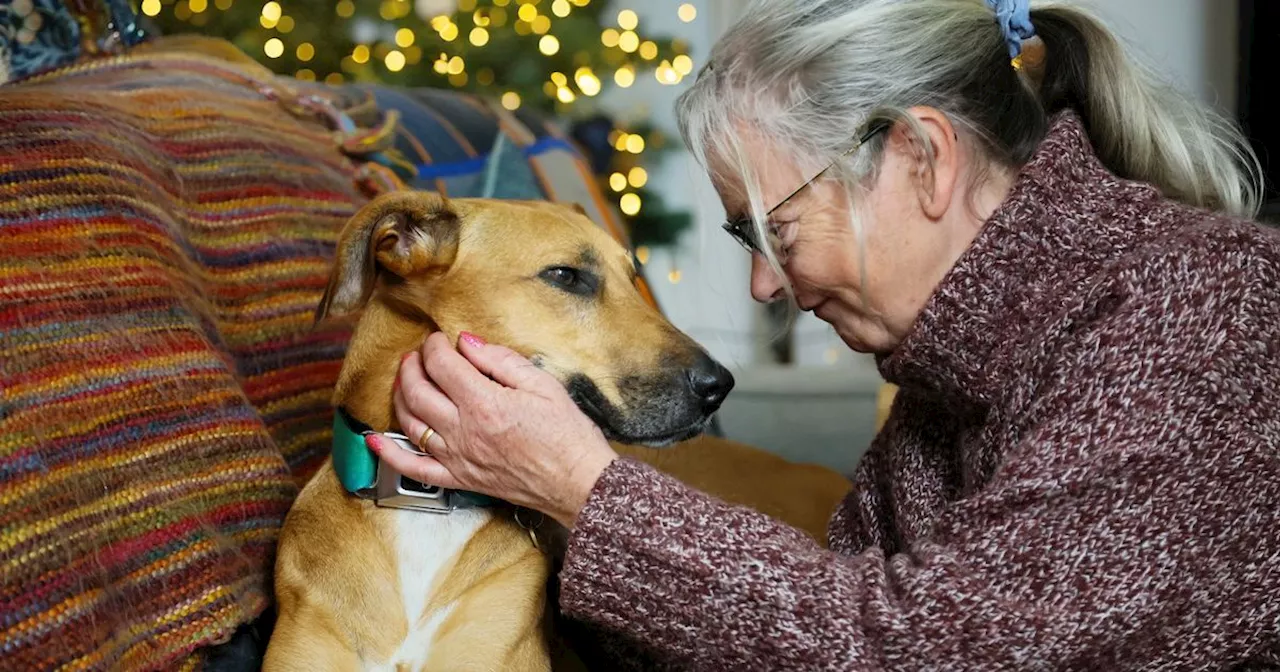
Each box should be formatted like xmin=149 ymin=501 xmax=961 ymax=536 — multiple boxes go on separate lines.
xmin=686 ymin=353 xmax=735 ymax=415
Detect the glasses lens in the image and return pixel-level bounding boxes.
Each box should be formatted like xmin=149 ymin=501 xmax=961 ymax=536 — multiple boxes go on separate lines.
xmin=723 ymin=218 xmax=759 ymax=253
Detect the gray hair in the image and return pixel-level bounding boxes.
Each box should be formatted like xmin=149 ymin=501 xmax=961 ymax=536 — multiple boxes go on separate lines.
xmin=676 ymin=0 xmax=1263 ymax=307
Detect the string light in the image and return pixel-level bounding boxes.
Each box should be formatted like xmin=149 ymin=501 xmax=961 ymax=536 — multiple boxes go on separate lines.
xmin=277 ymin=16 xmax=294 ymax=33
xmin=678 ymin=3 xmax=697 ymax=22
xmin=667 ymin=269 xmax=682 ymax=284
xmin=673 ymin=54 xmax=694 ymax=75
xmin=532 ymin=16 xmax=551 ymax=34
xmin=448 ymin=56 xmax=465 ymax=74
xmin=639 ymin=41 xmax=658 ymax=60
xmin=336 ymin=0 xmax=354 ymax=17
xmin=575 ymin=67 xmax=601 ymax=96
xmin=260 ymin=1 xmax=281 ymax=21
xmin=325 ymin=73 xmax=345 ymax=85
xmin=539 ymin=35 xmax=561 ymax=55
xmin=352 ymin=45 xmax=370 ymax=64
xmin=617 ymin=9 xmax=638 ymax=30
xmin=264 ymin=37 xmax=284 ymax=58
xmin=473 ymin=9 xmax=490 ymax=26
xmin=618 ymin=30 xmax=639 ymax=53
xmin=550 ymin=72 xmax=568 ymax=87
xmin=609 ymin=173 xmax=627 ymax=192
xmin=601 ymin=29 xmax=620 ymax=48
xmin=514 ymin=20 xmax=532 ymax=35
xmin=470 ymin=27 xmax=490 ymax=46
xmin=517 ymin=4 xmax=537 ymax=22
xmin=613 ymin=132 xmax=630 ymax=151
xmin=405 ymin=46 xmax=423 ymax=64
xmin=625 ymin=134 xmax=645 ymax=154
xmin=141 ymin=0 xmax=161 ymax=16
xmin=620 ymin=193 xmax=642 ymax=215
xmin=395 ymin=28 xmax=415 ymax=47
xmin=259 ymin=14 xmax=276 ymax=28
xmin=385 ymin=50 xmax=406 ymax=72
xmin=189 ymin=0 xmax=207 ymax=12
xmin=449 ymin=72 xmax=469 ymax=86
xmin=614 ymin=66 xmax=635 ymax=87
xmin=296 ymin=42 xmax=315 ymax=61
xmin=628 ymin=167 xmax=648 ymax=188
xmin=501 ymin=91 xmax=521 ymax=110
xmin=296 ymin=68 xmax=315 ymax=81
xmin=214 ymin=0 xmax=232 ymax=9
xmin=655 ymin=59 xmax=679 ymax=84
xmin=489 ymin=7 xmax=508 ymax=26
xmin=557 ymin=87 xmax=576 ymax=103
xmin=433 ymin=55 xmax=449 ymax=74
xmin=551 ymin=0 xmax=571 ymax=17
xmin=635 ymin=246 xmax=650 ymax=265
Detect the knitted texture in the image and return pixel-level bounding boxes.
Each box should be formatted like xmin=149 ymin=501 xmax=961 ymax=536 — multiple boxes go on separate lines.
xmin=559 ymin=113 xmax=1280 ymax=670
xmin=0 ymin=53 xmax=363 ymax=670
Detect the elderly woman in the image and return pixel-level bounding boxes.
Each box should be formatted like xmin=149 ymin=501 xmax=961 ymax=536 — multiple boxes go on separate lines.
xmin=370 ymin=0 xmax=1280 ymax=668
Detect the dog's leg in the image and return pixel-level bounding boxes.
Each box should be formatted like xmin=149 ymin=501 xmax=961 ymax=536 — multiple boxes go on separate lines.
xmin=262 ymin=609 xmax=360 ymax=672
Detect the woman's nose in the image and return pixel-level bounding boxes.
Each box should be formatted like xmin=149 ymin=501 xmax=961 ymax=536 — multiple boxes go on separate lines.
xmin=749 ymin=253 xmax=786 ymax=303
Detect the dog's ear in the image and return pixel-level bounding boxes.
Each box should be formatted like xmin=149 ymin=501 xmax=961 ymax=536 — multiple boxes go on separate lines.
xmin=316 ymin=191 xmax=460 ymax=323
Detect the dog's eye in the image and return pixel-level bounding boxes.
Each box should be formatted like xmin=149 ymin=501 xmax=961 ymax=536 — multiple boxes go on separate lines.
xmin=539 ymin=266 xmax=599 ymax=296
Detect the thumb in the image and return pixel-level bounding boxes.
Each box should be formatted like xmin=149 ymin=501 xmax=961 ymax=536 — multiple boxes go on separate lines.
xmin=458 ymin=332 xmax=558 ymax=394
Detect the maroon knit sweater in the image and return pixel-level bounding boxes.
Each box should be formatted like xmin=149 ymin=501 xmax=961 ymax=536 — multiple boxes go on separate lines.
xmin=558 ymin=114 xmax=1280 ymax=670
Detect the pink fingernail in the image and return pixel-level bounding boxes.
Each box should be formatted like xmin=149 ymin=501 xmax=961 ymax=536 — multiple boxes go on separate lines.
xmin=365 ymin=435 xmax=381 ymax=453
xmin=460 ymin=332 xmax=486 ymax=348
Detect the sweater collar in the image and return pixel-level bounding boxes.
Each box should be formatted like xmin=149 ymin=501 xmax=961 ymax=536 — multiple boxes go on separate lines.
xmin=876 ymin=112 xmax=1165 ymax=414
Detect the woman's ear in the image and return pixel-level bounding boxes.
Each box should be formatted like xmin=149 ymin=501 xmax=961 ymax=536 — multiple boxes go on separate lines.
xmin=316 ymin=191 xmax=460 ymax=324
xmin=902 ymin=106 xmax=961 ymax=221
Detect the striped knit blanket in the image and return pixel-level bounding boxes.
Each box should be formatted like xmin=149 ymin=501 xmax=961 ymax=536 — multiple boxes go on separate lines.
xmin=0 ymin=37 xmax=627 ymax=671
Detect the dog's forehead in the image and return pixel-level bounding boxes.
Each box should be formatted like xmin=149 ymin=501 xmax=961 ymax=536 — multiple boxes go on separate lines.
xmin=453 ymin=198 xmax=629 ymax=264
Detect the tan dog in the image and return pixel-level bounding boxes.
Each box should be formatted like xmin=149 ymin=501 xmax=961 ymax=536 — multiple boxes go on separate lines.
xmin=264 ymin=192 xmax=852 ymax=671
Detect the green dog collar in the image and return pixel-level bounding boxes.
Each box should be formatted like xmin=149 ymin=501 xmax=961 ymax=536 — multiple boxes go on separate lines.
xmin=331 ymin=409 xmax=501 ymax=512
xmin=331 ymin=409 xmax=380 ymax=495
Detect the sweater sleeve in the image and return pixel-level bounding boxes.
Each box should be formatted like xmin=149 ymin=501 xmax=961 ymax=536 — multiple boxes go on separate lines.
xmin=558 ymin=246 xmax=1280 ymax=671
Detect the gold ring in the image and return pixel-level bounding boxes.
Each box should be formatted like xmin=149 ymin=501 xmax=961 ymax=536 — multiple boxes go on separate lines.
xmin=417 ymin=426 xmax=435 ymax=450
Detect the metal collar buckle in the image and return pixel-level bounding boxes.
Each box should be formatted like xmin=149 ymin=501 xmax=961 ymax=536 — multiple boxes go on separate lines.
xmin=360 ymin=430 xmax=455 ymax=514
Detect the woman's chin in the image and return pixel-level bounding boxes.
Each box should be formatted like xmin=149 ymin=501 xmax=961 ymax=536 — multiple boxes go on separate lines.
xmin=816 ymin=304 xmax=887 ymax=354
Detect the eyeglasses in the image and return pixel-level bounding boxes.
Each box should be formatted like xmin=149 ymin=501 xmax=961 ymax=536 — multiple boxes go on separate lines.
xmin=721 ymin=120 xmax=891 ymax=256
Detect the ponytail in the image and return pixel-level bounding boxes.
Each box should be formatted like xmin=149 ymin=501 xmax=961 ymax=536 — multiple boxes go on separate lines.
xmin=1029 ymin=5 xmax=1262 ymax=218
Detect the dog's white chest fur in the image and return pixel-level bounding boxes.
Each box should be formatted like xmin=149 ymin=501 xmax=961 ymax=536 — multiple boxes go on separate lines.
xmin=374 ymin=507 xmax=492 ymax=671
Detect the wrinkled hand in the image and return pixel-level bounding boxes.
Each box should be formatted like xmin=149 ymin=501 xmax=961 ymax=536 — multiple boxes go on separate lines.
xmin=368 ymin=331 xmax=618 ymax=527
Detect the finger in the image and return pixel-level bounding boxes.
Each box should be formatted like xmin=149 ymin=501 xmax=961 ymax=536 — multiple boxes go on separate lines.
xmin=365 ymin=434 xmax=462 ymax=489
xmin=394 ymin=385 xmax=453 ymax=456
xmin=397 ymin=351 xmax=460 ymax=433
xmin=457 ymin=332 xmax=560 ymax=395
xmin=420 ymin=331 xmax=502 ymax=405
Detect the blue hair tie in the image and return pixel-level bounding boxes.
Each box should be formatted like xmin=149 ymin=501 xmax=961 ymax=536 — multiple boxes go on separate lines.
xmin=985 ymin=0 xmax=1036 ymax=60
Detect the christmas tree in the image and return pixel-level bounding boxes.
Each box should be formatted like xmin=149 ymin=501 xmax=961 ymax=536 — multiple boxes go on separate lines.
xmin=145 ymin=0 xmax=697 ymax=249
